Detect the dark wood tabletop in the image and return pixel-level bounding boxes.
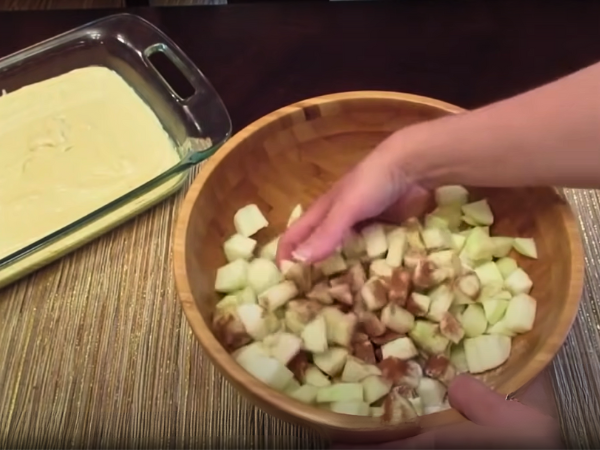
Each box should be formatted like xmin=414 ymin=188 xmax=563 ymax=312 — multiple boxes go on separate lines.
xmin=1 ymin=1 xmax=600 ymax=448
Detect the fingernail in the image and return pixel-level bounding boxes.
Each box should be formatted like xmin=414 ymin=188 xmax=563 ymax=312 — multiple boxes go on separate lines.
xmin=292 ymin=248 xmax=311 ymax=262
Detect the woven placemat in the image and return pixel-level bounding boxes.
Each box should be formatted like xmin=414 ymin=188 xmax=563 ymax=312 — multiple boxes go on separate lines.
xmin=0 ymin=177 xmax=598 ymax=449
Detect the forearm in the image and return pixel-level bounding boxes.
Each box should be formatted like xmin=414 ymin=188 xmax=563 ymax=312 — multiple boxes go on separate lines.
xmin=391 ymin=62 xmax=600 ymax=189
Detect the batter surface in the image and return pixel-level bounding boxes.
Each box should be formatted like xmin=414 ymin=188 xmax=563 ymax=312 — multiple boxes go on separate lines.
xmin=0 ymin=66 xmax=180 ymax=260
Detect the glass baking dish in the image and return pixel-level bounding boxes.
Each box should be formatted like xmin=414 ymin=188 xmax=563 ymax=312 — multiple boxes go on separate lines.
xmin=0 ymin=13 xmax=231 ymax=289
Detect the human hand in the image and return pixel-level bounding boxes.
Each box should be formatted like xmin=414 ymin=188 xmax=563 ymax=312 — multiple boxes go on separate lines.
xmin=332 ymin=375 xmax=564 ymax=450
xmin=277 ymin=133 xmax=430 ymax=264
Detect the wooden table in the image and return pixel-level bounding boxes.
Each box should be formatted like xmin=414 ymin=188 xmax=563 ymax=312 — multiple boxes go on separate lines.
xmin=1 ymin=1 xmax=600 ymax=448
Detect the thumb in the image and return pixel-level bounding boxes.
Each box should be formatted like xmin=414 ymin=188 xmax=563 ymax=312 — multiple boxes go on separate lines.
xmin=448 ymin=375 xmax=553 ymax=429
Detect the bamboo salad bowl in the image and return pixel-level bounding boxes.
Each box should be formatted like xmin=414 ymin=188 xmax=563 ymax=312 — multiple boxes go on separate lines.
xmin=173 ymin=91 xmax=584 ymax=444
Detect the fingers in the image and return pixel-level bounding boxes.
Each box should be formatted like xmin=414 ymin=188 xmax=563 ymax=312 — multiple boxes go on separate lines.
xmin=448 ymin=375 xmax=557 ymax=430
xmin=276 ymin=190 xmax=335 ymax=263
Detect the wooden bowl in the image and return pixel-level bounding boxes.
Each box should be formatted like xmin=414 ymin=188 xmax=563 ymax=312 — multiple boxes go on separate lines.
xmin=173 ymin=91 xmax=584 ymax=444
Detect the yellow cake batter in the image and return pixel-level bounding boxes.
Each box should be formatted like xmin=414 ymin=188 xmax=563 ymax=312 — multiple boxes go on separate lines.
xmin=0 ymin=66 xmax=180 ymax=261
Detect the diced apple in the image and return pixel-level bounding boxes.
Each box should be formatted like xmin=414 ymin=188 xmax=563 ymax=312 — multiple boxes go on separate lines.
xmin=422 ymin=227 xmax=453 ymax=251
xmin=370 ymin=259 xmax=393 ymax=278
xmin=233 ymin=341 xmax=269 ymax=363
xmin=258 ymin=280 xmax=298 ymax=311
xmin=503 ymin=294 xmax=537 ymax=333
xmin=238 ymin=286 xmax=257 ymax=304
xmin=280 ymin=260 xmax=312 ymax=293
xmin=316 ymin=252 xmax=348 ymax=276
xmin=425 ymin=214 xmax=449 ymax=230
xmin=404 ymin=249 xmax=427 ymax=270
xmin=362 ymin=375 xmax=393 ymax=404
xmin=412 ymin=259 xmax=444 ymax=290
xmin=378 ymin=358 xmax=423 ymax=389
xmin=361 ymin=277 xmax=389 ymax=311
xmin=474 ymin=261 xmax=504 ymax=286
xmin=361 ymin=223 xmax=389 ymax=259
xmin=464 ymin=334 xmax=511 ymax=374
xmin=460 ymin=304 xmax=487 ymax=338
xmin=330 ymin=400 xmax=370 ymax=416
xmin=449 ymin=304 xmax=466 ymax=319
xmin=358 ymin=311 xmax=387 ymax=338
xmin=476 ymin=281 xmax=504 ymax=302
xmin=513 ymin=237 xmax=538 ymax=259
xmin=224 ymin=234 xmax=257 ymax=262
xmin=347 ymin=263 xmax=368 ymax=292
xmin=454 ymin=273 xmax=480 ymax=303
xmin=216 ymin=295 xmax=240 ymax=311
xmin=313 ymin=347 xmax=349 ymax=376
xmin=316 ymin=383 xmax=364 ymax=403
xmin=237 ymin=304 xmax=270 ymax=340
xmin=353 ymin=339 xmax=378 ymax=365
xmin=452 ymin=233 xmax=467 ymax=252
xmin=303 ymin=365 xmax=331 ymax=387
xmin=263 ymin=332 xmax=303 ymax=365
xmin=461 ymin=199 xmax=494 ymax=226
xmin=284 ymin=378 xmax=301 ymax=394
xmin=481 ymin=298 xmax=509 ymax=326
xmin=428 ymin=250 xmax=462 ymax=276
xmin=259 ymin=237 xmax=279 ymax=261
xmin=248 ymin=258 xmax=282 ymax=295
xmin=238 ymin=354 xmax=295 ymax=391
xmin=306 ymin=281 xmax=334 ymax=305
xmin=405 ymin=292 xmax=431 ymax=317
xmin=301 ymin=315 xmax=328 ymax=353
xmin=233 ymin=204 xmax=269 ymax=237
xmin=381 ymin=337 xmax=419 ymax=360
xmin=213 ymin=308 xmax=253 ymax=352
xmin=486 ymin=319 xmax=516 ymax=337
xmin=408 ymin=397 xmax=424 ymax=416
xmin=287 ymin=204 xmax=303 ymax=227
xmin=341 ymin=357 xmax=381 ymax=383
xmin=409 ymin=321 xmax=450 ymax=355
xmin=289 ymin=384 xmax=318 ymax=404
xmin=381 ymin=304 xmax=415 ymax=334
xmin=496 ymin=257 xmax=518 ymax=279
xmin=321 ymin=307 xmax=357 ymax=347
xmin=416 ymin=377 xmax=447 ymax=408
xmin=386 ymin=228 xmax=407 ymax=267
xmin=371 ymin=406 xmax=385 ymax=417
xmin=342 ymin=231 xmax=367 ymax=259
xmin=404 ymin=218 xmax=426 ymax=251
xmin=491 ymin=237 xmax=514 ymax=258
xmin=505 ymin=268 xmax=533 ymax=295
xmin=449 ymin=344 xmax=469 ymax=373
xmin=440 ymin=312 xmax=465 ymax=344
xmin=424 ymin=355 xmax=457 ymax=386
xmin=463 ymin=227 xmax=495 ymax=262
xmin=215 ymin=259 xmax=249 ymax=293
xmin=284 ymin=299 xmax=322 ymax=334
xmin=382 ymin=390 xmax=418 ymax=423
xmin=435 ymin=185 xmax=469 ymax=206
xmin=329 ymin=283 xmax=353 ymax=305
xmin=426 ymin=284 xmax=454 ymax=322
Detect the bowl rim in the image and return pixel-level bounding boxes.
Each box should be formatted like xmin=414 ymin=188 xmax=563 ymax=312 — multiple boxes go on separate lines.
xmin=173 ymin=90 xmax=585 ymax=434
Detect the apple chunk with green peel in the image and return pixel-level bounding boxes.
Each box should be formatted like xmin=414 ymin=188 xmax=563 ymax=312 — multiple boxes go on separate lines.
xmin=224 ymin=234 xmax=257 ymax=262
xmin=464 ymin=334 xmax=511 ymax=373
xmin=237 ymin=304 xmax=280 ymax=341
xmin=303 ymin=365 xmax=331 ymax=387
xmin=460 ymin=304 xmax=488 ymax=338
xmin=505 ymin=268 xmax=533 ymax=295
xmin=313 ymin=347 xmax=349 ymax=377
xmin=248 ymin=258 xmax=282 ymax=295
xmin=341 ymin=356 xmax=381 ymax=383
xmin=316 ymin=383 xmax=364 ymax=403
xmin=409 ymin=320 xmax=450 ymax=355
xmin=215 ymin=259 xmax=250 ymax=294
xmin=288 ymin=384 xmax=318 ymax=404
xmin=461 ymin=199 xmax=494 ymax=226
xmin=284 ymin=299 xmax=322 ymax=334
xmin=381 ymin=304 xmax=415 ymax=334
xmin=320 ymin=307 xmax=357 ymax=347
xmin=496 ymin=257 xmax=518 ymax=279
xmin=258 ymin=280 xmax=298 ymax=311
xmin=426 ymin=284 xmax=454 ymax=322
xmin=513 ymin=237 xmax=538 ymax=259
xmin=361 ymin=223 xmax=388 ymax=259
xmin=301 ymin=315 xmax=328 ymax=353
xmin=503 ymin=294 xmax=537 ymax=333
xmin=233 ymin=203 xmax=269 ymax=237
xmin=405 ymin=292 xmax=431 ymax=317
xmin=330 ymin=400 xmax=371 ymax=416
xmin=381 ymin=337 xmax=419 ymax=360
xmin=259 ymin=236 xmax=279 ymax=261
xmin=362 ymin=375 xmax=393 ymax=404
xmin=435 ymin=185 xmax=469 ymax=206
